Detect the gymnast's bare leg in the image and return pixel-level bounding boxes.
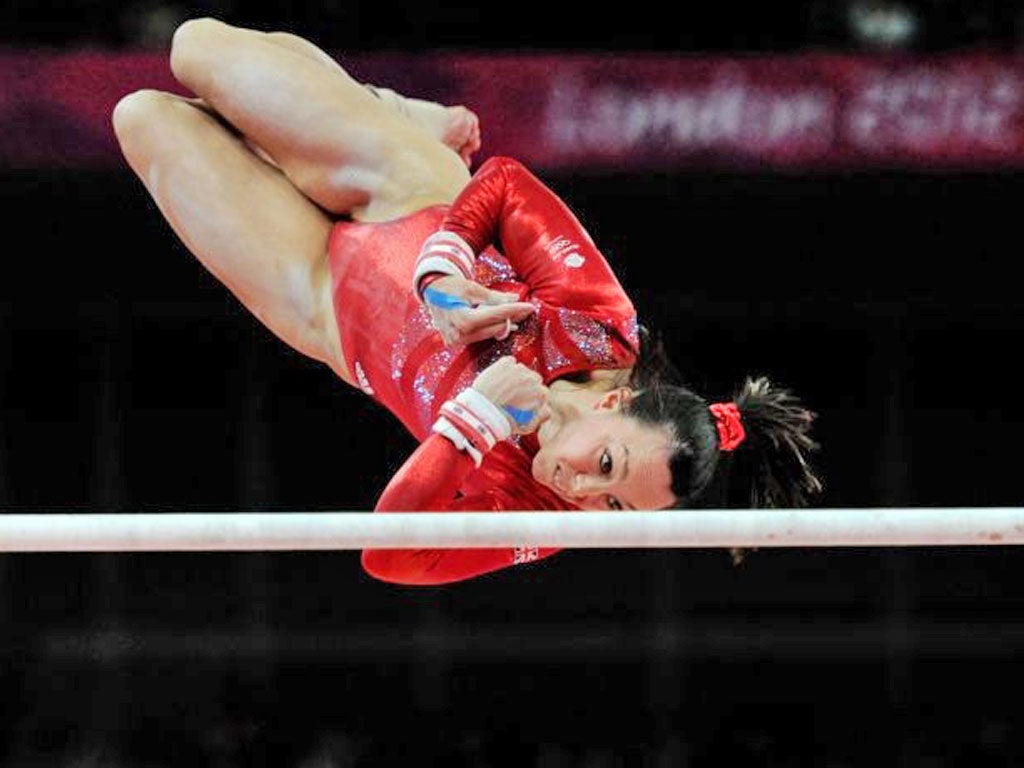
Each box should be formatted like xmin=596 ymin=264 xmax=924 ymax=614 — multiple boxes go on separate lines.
xmin=255 ymin=29 xmax=481 ymax=167
xmin=111 ymin=17 xmax=472 ymax=385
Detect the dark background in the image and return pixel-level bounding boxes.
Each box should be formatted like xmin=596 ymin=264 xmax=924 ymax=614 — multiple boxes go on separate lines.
xmin=3 ymin=2 xmax=1024 ymax=766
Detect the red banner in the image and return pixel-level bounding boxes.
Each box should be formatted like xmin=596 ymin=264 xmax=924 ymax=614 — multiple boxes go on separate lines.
xmin=3 ymin=47 xmax=1024 ymax=171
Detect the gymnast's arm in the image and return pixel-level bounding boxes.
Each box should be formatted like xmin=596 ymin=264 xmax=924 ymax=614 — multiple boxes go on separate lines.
xmin=439 ymin=156 xmax=635 ymax=319
xmin=361 ymin=357 xmax=554 ymax=586
xmin=360 ymin=435 xmax=557 ymax=586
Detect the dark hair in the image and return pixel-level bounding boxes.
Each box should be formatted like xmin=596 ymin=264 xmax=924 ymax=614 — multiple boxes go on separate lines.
xmin=624 ymin=326 xmax=823 ymax=513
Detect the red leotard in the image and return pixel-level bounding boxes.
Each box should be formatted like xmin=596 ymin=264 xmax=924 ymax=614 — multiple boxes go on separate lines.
xmin=327 ymin=157 xmax=639 ymax=584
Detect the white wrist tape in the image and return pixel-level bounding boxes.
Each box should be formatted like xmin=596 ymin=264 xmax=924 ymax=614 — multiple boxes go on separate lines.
xmin=430 ymin=388 xmax=512 ymax=468
xmin=456 ymin=388 xmax=513 ymax=441
xmin=413 ymin=231 xmax=476 ymax=301
xmin=432 ymin=416 xmax=485 ymax=468
xmin=440 ymin=401 xmax=498 ymax=452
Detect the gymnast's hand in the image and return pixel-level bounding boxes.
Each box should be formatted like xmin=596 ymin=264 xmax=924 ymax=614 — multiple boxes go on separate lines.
xmin=423 ymin=275 xmax=535 ymax=347
xmin=472 ymin=356 xmax=551 ymax=435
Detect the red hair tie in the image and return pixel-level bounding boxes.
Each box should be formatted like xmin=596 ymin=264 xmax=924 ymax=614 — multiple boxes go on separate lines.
xmin=709 ymin=402 xmax=746 ymax=452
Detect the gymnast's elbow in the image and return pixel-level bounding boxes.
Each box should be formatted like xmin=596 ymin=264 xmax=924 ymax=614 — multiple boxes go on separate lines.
xmin=477 ymin=155 xmax=525 ymax=176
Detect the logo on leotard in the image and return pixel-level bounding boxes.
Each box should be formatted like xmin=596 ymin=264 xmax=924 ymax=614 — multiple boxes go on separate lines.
xmin=355 ymin=361 xmax=375 ymax=396
xmin=513 ymin=547 xmax=539 ymax=564
xmin=547 ymin=237 xmax=585 ymax=269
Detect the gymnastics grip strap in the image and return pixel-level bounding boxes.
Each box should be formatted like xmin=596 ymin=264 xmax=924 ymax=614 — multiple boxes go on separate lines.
xmin=423 ymin=286 xmax=471 ymax=310
xmin=501 ymin=405 xmax=535 ymax=427
xmin=432 ymin=388 xmax=526 ymax=468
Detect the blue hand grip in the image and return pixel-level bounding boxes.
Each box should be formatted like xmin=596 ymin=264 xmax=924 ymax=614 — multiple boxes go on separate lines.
xmin=503 ymin=405 xmax=535 ymax=427
xmin=423 ymin=286 xmax=471 ymax=310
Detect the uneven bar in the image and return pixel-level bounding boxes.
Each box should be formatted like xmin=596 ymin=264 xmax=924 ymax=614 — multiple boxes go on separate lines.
xmin=0 ymin=509 xmax=1021 ymax=552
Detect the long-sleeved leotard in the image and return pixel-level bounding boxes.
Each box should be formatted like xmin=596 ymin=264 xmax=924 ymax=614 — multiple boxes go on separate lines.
xmin=327 ymin=157 xmax=639 ymax=584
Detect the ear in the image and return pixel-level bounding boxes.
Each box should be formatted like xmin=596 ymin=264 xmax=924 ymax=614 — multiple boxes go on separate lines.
xmin=595 ymin=387 xmax=636 ymax=412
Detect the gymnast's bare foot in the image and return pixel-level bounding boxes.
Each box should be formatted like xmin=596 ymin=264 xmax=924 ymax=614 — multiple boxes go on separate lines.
xmin=367 ymin=86 xmax=482 ymax=168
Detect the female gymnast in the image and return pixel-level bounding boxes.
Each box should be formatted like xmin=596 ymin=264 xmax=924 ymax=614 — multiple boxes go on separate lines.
xmin=111 ymin=18 xmax=822 ymax=586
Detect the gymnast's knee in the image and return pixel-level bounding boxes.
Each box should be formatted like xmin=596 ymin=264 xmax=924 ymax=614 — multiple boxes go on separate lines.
xmin=169 ymin=17 xmax=233 ymax=87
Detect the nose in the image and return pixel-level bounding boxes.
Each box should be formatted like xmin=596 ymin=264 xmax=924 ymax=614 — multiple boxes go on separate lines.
xmin=570 ymin=471 xmax=609 ymax=498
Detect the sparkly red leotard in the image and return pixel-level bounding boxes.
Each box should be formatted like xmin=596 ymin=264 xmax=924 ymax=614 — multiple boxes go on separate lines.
xmin=328 ymin=157 xmax=639 ymax=584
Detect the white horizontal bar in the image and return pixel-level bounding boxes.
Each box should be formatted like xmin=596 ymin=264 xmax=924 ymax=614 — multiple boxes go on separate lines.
xmin=0 ymin=508 xmax=1021 ymax=552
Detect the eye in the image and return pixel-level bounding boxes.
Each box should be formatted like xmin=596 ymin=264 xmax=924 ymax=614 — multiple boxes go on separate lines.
xmin=599 ymin=449 xmax=613 ymax=474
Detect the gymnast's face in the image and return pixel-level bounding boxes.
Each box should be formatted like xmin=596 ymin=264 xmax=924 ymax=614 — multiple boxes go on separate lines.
xmin=532 ymin=394 xmax=676 ymax=511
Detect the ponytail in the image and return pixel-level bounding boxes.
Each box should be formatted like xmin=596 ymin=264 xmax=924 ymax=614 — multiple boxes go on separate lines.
xmin=624 ymin=327 xmax=822 ymax=516
xmin=728 ymin=376 xmax=823 ymax=509
xmin=624 ymin=367 xmax=822 ymax=512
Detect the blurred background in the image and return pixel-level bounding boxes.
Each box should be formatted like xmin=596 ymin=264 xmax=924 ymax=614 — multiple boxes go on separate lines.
xmin=3 ymin=1 xmax=1024 ymax=766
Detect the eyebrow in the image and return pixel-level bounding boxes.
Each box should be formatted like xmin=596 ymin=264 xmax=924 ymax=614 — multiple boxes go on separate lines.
xmin=619 ymin=446 xmax=637 ymax=511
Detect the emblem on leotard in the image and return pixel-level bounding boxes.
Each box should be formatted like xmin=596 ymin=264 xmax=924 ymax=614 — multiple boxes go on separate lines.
xmin=547 ymin=237 xmax=586 ymax=269
xmin=513 ymin=546 xmax=539 ymax=564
